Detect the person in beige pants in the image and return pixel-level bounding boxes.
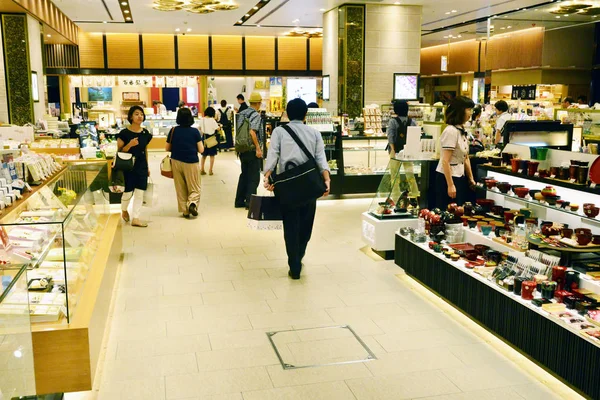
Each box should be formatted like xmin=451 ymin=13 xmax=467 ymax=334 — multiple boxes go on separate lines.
xmin=166 ymin=108 xmax=205 ymax=218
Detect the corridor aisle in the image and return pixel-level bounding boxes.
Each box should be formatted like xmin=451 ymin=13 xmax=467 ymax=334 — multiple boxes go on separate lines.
xmin=71 ymin=152 xmax=581 ymax=400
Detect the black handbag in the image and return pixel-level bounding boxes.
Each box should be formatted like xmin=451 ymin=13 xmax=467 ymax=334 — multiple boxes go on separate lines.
xmin=270 ymin=125 xmax=327 ymax=207
xmin=113 ymin=152 xmax=135 ymax=171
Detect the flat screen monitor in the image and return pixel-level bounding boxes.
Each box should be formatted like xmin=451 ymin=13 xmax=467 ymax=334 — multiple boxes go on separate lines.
xmin=88 ymin=87 xmax=112 ymax=102
xmin=502 ymin=120 xmax=573 ymax=150
xmin=393 ymin=74 xmax=418 ymax=101
xmin=322 ymin=76 xmax=330 ymax=101
xmin=287 ymin=78 xmax=317 ymax=104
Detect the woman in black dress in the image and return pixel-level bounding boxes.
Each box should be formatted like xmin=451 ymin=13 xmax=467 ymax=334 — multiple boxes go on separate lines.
xmin=200 ymin=107 xmax=219 ymax=175
xmin=117 ymin=106 xmax=152 ymax=227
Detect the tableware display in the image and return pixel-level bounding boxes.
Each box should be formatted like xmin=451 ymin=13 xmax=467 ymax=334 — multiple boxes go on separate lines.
xmin=497 ymin=182 xmax=511 ymax=194
xmin=502 ymin=152 xmax=514 ymax=166
xmin=536 ymin=147 xmax=549 ymax=160
xmin=570 ymin=204 xmax=579 ymax=212
xmin=514 ymin=187 xmax=529 ymax=198
xmin=559 ymin=167 xmax=570 ymax=180
xmin=490 ymin=157 xmax=502 ymax=167
xmin=511 ymin=158 xmax=521 ymax=173
xmin=590 ymin=156 xmax=600 ymax=184
xmin=569 ymin=165 xmax=580 ymax=181
xmin=467 ymin=219 xmax=477 ymax=229
xmin=584 ymin=206 xmax=599 ymax=218
xmin=578 ymin=166 xmax=589 ymax=185
xmin=541 ymin=186 xmax=557 ymax=197
xmin=485 ymin=179 xmax=498 ymax=189
xmin=577 ymin=233 xmax=593 ymax=246
xmin=527 ymin=161 xmax=539 ymax=177
xmin=481 ymin=224 xmax=492 ymax=236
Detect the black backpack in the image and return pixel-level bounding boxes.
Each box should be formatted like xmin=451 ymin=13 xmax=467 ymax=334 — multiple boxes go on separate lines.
xmin=219 ymin=107 xmax=231 ymax=128
xmin=394 ymin=117 xmax=411 ymax=151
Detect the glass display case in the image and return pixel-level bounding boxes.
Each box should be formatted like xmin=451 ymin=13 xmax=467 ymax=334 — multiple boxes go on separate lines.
xmin=554 ymin=108 xmax=600 ymax=148
xmin=0 ymin=264 xmax=36 ymax=398
xmin=368 ymin=158 xmax=424 ymax=219
xmin=341 ymin=136 xmax=388 ymax=176
xmin=381 ymin=104 xmax=446 ymax=126
xmin=0 ymin=164 xmax=108 ymax=325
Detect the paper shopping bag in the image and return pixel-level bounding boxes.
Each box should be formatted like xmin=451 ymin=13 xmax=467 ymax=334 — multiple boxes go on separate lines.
xmin=247 ymin=194 xmax=282 ymax=230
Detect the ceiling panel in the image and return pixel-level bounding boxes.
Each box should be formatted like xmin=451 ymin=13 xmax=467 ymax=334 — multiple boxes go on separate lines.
xmin=52 ymin=0 xmax=121 ymax=22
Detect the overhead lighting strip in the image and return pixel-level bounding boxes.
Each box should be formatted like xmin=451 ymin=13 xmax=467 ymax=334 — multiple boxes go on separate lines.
xmin=234 ymin=0 xmax=270 ymax=26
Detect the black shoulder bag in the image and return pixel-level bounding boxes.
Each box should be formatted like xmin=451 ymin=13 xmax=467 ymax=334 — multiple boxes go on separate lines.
xmin=270 ymin=125 xmax=327 ymax=207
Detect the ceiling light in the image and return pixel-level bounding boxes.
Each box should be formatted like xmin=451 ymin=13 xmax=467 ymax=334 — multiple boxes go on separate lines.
xmin=556 ymin=16 xmax=561 ymax=18
xmin=500 ymin=27 xmax=505 ymax=29
xmin=253 ymin=6 xmax=258 ymax=9
xmin=126 ymin=16 xmax=131 ymax=20
xmin=256 ymin=24 xmax=261 ymax=27
xmin=457 ymin=34 xmax=462 ymax=37
xmin=121 ymin=1 xmax=127 ymax=4
xmin=445 ymin=12 xmax=450 ymax=14
xmin=565 ymin=14 xmax=569 ymax=16
xmin=175 ymin=28 xmax=180 ymax=31
xmin=507 ymin=25 xmax=512 ymax=28
xmin=187 ymin=28 xmax=192 ymax=32
xmin=319 ymin=8 xmax=325 ymax=11
xmin=245 ymin=13 xmax=250 ymax=16
xmin=293 ymin=18 xmax=299 ymax=23
xmin=103 ymin=20 xmax=107 ymax=23
xmin=394 ymin=1 xmax=400 ymax=4
xmin=46 ymin=34 xmax=51 ymax=37
xmin=238 ymin=20 xmax=243 ymax=23
xmin=451 ymin=9 xmax=457 ymax=13
xmin=124 ymin=9 xmax=130 ymax=13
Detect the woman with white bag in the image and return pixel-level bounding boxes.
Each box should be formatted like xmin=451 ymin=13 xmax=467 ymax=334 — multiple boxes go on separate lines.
xmin=165 ymin=107 xmax=205 ymax=218
xmin=200 ymin=107 xmax=220 ymax=176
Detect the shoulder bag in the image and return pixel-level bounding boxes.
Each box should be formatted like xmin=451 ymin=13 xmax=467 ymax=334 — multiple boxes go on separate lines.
xmin=203 ymin=119 xmax=219 ymax=148
xmin=113 ymin=152 xmax=134 ymax=171
xmin=269 ymin=125 xmax=327 ymax=207
xmin=161 ymin=128 xmax=175 ymax=178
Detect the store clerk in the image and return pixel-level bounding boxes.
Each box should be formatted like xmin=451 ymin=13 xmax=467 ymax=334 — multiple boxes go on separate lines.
xmin=435 ymin=96 xmax=476 ymax=209
xmin=493 ymin=100 xmax=510 ymax=145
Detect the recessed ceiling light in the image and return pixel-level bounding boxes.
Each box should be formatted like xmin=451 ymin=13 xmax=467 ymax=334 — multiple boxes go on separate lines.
xmin=457 ymin=34 xmax=462 ymax=37
xmin=124 ymin=9 xmax=129 ymax=13
xmin=319 ymin=8 xmax=325 ymax=11
xmin=257 ymin=24 xmax=261 ymax=27
xmin=445 ymin=11 xmax=450 ymax=14
xmin=126 ymin=16 xmax=131 ymax=20
xmin=253 ymin=6 xmax=258 ymax=9
xmin=187 ymin=28 xmax=192 ymax=32
xmin=564 ymin=14 xmax=569 ymax=16
xmin=556 ymin=16 xmax=561 ymax=18
xmin=46 ymin=34 xmax=51 ymax=37
xmin=394 ymin=1 xmax=400 ymax=4
xmin=293 ymin=19 xmax=299 ymax=23
xmin=500 ymin=27 xmax=505 ymax=29
xmin=103 ymin=21 xmax=107 ymax=23
xmin=175 ymin=28 xmax=180 ymax=31
xmin=238 ymin=20 xmax=243 ymax=23
xmin=451 ymin=9 xmax=457 ymax=13
xmin=121 ymin=1 xmax=127 ymax=4
xmin=507 ymin=25 xmax=512 ymax=28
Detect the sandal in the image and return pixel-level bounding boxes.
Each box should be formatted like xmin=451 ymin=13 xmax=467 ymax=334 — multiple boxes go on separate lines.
xmin=121 ymin=211 xmax=130 ymax=223
xmin=131 ymin=219 xmax=148 ymax=227
xmin=200 ymin=170 xmax=207 ymax=176
xmin=209 ymin=171 xmax=214 ymax=176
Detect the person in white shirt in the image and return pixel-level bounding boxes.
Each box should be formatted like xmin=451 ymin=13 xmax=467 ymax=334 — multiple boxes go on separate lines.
xmin=200 ymin=107 xmax=220 ymax=175
xmin=494 ymin=100 xmax=510 ymax=145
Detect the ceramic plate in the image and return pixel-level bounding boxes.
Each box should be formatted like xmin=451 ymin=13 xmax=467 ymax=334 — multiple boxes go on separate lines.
xmin=589 ymin=156 xmax=600 ymax=184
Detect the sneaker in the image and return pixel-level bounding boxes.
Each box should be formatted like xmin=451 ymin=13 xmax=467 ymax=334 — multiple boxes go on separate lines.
xmin=189 ymin=203 xmax=198 ymax=217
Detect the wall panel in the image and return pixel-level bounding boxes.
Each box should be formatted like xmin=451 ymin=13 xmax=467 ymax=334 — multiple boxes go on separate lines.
xmin=309 ymin=38 xmax=322 ymax=71
xmin=421 ymin=40 xmax=478 ymax=76
xmin=486 ymin=28 xmax=543 ymax=70
xmin=212 ymin=36 xmax=242 ymax=70
xmin=106 ymin=33 xmax=139 ymax=69
xmin=178 ymin=35 xmax=209 ymax=69
xmin=246 ymin=36 xmax=275 ymax=70
xmin=278 ymin=37 xmax=306 ymax=71
xmin=143 ymin=34 xmax=175 ymax=69
xmin=78 ymin=31 xmax=104 ymax=69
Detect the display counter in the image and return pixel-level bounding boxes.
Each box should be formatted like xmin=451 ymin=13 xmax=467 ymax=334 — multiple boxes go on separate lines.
xmin=0 ymin=163 xmax=121 ymax=394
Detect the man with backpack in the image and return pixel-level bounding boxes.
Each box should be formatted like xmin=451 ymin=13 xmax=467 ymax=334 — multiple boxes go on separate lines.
xmin=234 ymin=92 xmax=263 ymax=209
xmin=217 ymin=100 xmax=233 ymax=151
xmin=387 ymin=100 xmax=416 ymax=158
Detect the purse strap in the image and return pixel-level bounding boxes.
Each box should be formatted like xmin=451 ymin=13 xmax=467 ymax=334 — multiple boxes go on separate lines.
xmin=281 ymin=124 xmax=316 ymax=163
xmin=167 ymin=127 xmax=176 ymax=144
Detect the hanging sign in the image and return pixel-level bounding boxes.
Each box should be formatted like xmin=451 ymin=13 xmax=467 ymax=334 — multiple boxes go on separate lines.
xmin=511 ymin=85 xmax=537 ymax=100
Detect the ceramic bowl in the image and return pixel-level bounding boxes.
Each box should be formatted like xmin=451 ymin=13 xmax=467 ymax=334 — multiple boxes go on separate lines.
xmin=481 ymin=224 xmax=493 ymax=236
xmin=575 ymin=228 xmax=592 ymax=236
xmin=490 ymin=157 xmax=502 ymax=167
xmin=593 ymin=235 xmax=600 ymax=245
xmin=584 ymin=206 xmax=600 ymax=218
xmin=584 ymin=203 xmax=595 ymax=210
xmin=485 ymin=179 xmax=498 ymax=189
xmin=529 ymin=189 xmax=540 ymax=199
xmin=570 ymin=204 xmax=580 ymax=212
xmin=561 ymin=228 xmax=573 ymax=239
xmin=497 ymin=182 xmax=511 ymax=194
xmin=514 ymin=187 xmax=530 ymax=198
xmin=451 ymin=254 xmax=460 ymax=262
xmin=467 ymin=219 xmax=477 ymax=229
xmin=545 ymin=195 xmax=560 ymax=206
xmin=577 ymin=233 xmax=593 ymax=246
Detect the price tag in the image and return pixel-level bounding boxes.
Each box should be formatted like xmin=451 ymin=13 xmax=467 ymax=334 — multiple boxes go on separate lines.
xmin=591 ymin=183 xmax=597 ymax=189
xmin=550 ymin=175 xmax=556 ymax=179
xmin=534 ymin=173 xmax=540 ymax=177
xmin=518 ymin=169 xmax=523 ymax=174
xmin=570 ymin=178 xmax=577 ymax=183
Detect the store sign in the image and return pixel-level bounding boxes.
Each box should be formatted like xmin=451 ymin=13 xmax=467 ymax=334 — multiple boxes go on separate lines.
xmin=441 ymin=56 xmax=448 ymax=72
xmin=511 ymin=85 xmax=537 ymax=100
xmin=122 ymin=92 xmax=140 ymax=101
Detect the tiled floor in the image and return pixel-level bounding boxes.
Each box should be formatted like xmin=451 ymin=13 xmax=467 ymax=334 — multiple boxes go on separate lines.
xmin=66 ymin=152 xmax=584 ymax=400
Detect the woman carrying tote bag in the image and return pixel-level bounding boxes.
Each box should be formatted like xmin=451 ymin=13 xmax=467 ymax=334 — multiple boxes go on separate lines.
xmin=200 ymin=107 xmax=220 ymax=176
xmin=263 ymin=98 xmax=330 ymax=280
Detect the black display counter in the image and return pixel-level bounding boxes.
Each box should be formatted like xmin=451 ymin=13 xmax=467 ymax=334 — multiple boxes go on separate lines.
xmin=395 ymin=234 xmax=600 ymax=400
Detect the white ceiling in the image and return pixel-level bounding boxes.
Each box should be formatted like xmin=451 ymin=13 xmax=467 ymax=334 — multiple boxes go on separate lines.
xmin=50 ymin=0 xmax=566 ymax=37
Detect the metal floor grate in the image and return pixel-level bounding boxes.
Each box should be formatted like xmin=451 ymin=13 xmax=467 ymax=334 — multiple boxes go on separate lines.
xmin=266 ymin=325 xmax=377 ymax=370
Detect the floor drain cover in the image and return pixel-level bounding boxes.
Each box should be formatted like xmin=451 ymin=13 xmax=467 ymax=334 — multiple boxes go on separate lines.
xmin=266 ymin=325 xmax=377 ymax=370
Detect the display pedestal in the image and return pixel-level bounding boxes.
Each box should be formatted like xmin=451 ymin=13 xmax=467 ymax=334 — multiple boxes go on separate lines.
xmin=31 ymin=214 xmax=122 ymax=394
xmin=361 ymin=212 xmax=417 ymax=259
xmin=395 ymin=233 xmax=600 ymax=399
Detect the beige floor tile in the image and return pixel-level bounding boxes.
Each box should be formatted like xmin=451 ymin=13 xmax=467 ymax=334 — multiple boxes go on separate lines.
xmin=103 ymin=353 xmax=197 ymax=381
xmin=196 ymin=345 xmax=279 ymax=371
xmin=202 ymin=288 xmax=277 ymax=305
xmin=447 ymin=343 xmax=511 ymax=366
xmin=112 ymin=307 xmax=192 ymax=325
xmin=282 ymin=337 xmax=372 ymax=366
xmin=109 ymin=320 xmax=167 ymax=341
xmin=440 ymin=362 xmax=533 ymax=392
xmin=162 ymin=281 xmax=234 ymax=296
xmin=374 ymin=329 xmax=477 ymax=352
xmin=242 ymin=381 xmax=356 ymax=400
xmin=510 ymin=383 xmax=568 ymax=400
xmin=264 ymin=265 xmax=332 ymax=278
xmin=241 ymin=259 xmax=286 ymax=270
xmin=415 ymin=387 xmax=524 ymax=400
xmin=337 ymin=291 xmax=406 ymax=306
xmin=198 ymin=394 xmax=243 ymax=400
xmin=346 ymin=370 xmax=461 ymax=399
xmin=167 ymin=316 xmax=252 ymax=336
xmin=192 ymin=301 xmax=271 ymax=319
xmin=232 ymin=277 xmax=302 ymax=291
xmin=208 ymin=330 xmax=274 ymax=350
xmin=325 ymin=303 xmax=408 ymax=322
xmin=249 ymin=310 xmax=334 ymax=329
xmin=266 ymin=294 xmax=345 ymax=312
xmin=201 ymin=269 xmax=269 ymax=282
xmin=165 ymin=367 xmax=272 ymax=399
xmin=364 ymin=347 xmax=464 ymax=376
xmin=124 ymin=294 xmax=204 ymax=312
xmin=266 ymin=363 xmax=372 ymax=387
xmin=116 ymin=335 xmax=211 ymax=359
xmin=99 ymin=377 xmax=165 ymax=400
xmin=371 ymin=313 xmax=454 ymax=334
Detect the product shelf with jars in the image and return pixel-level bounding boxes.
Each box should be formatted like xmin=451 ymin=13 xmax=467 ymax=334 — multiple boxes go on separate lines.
xmin=361 ymin=158 xmax=435 ymax=259
xmin=0 ymin=163 xmax=122 ymax=395
xmin=554 ymin=108 xmax=600 ymax=149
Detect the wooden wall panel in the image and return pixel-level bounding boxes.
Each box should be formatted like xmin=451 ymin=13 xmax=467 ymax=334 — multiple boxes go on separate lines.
xmin=78 ymin=31 xmax=104 ymax=69
xmin=246 ymin=37 xmax=275 ymax=70
xmin=543 ymin=25 xmax=593 ymax=68
xmin=486 ymin=28 xmax=543 ymax=71
xmin=212 ymin=36 xmax=242 ymax=70
xmin=310 ymin=38 xmax=322 ymax=71
xmin=143 ymin=34 xmax=175 ymax=69
xmin=106 ymin=34 xmax=140 ymax=69
xmin=420 ymin=40 xmax=478 ymax=75
xmin=14 ymin=0 xmax=78 ymax=43
xmin=278 ymin=37 xmax=307 ymax=70
xmin=178 ymin=35 xmax=209 ymax=69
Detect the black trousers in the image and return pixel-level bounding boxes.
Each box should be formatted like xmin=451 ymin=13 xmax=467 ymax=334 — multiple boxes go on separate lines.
xmin=435 ymin=172 xmax=468 ymax=210
xmin=281 ymin=200 xmax=317 ymax=276
xmin=235 ymin=151 xmax=261 ymax=207
xmin=220 ymin=126 xmax=233 ymax=149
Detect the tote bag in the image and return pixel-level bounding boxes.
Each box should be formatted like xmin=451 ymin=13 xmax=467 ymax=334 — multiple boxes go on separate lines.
xmin=270 ymin=125 xmax=327 ymax=207
xmin=161 ymin=128 xmax=174 ymax=178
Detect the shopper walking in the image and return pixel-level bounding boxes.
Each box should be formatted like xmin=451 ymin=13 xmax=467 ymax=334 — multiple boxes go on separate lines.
xmin=200 ymin=107 xmax=220 ymax=176
xmin=387 ymin=100 xmax=416 ymax=158
xmin=236 ymin=94 xmax=248 ymax=112
xmin=166 ymin=108 xmax=204 ymax=218
xmin=234 ymin=92 xmax=263 ymax=209
xmin=263 ymin=98 xmax=330 ymax=279
xmin=118 ymin=106 xmax=153 ymax=227
xmin=217 ymin=100 xmax=234 ymax=150
xmin=435 ymin=96 xmax=476 ymax=210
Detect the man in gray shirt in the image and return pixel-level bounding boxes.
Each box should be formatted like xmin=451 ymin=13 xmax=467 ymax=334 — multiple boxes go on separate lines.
xmin=263 ymin=99 xmax=330 ymax=279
